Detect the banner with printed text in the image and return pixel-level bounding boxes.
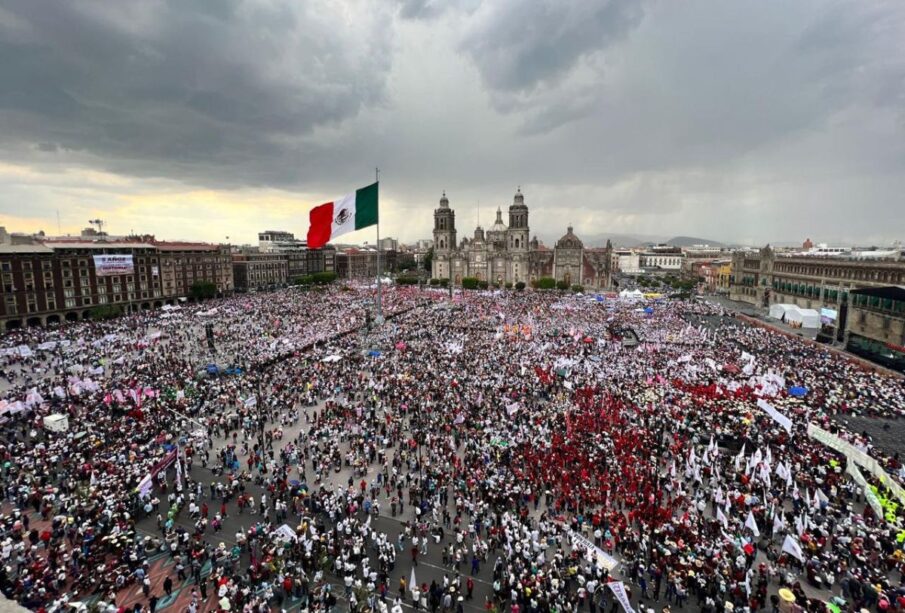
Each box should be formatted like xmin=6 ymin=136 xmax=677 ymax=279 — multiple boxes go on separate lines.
xmin=808 ymin=423 xmax=905 ymax=505
xmin=570 ymin=530 xmax=619 ymax=571
xmin=93 ymin=254 xmax=134 ymax=276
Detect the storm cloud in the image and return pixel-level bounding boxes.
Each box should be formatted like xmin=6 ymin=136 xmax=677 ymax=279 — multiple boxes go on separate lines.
xmin=0 ymin=0 xmax=903 ymax=246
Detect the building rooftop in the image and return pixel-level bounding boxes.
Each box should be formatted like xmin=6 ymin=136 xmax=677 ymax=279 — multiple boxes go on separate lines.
xmin=0 ymin=244 xmax=54 ymax=254
xmin=153 ymin=242 xmax=223 ymax=251
xmin=44 ymin=241 xmax=157 ymax=250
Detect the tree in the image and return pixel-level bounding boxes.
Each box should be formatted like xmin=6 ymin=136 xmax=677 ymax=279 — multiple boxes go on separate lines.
xmin=395 ymin=276 xmax=419 ymax=285
xmin=429 ymin=278 xmax=440 ymax=286
xmin=461 ymin=277 xmax=480 ymax=290
xmin=88 ymin=304 xmax=124 ymax=320
xmin=536 ymin=277 xmax=556 ymax=290
xmin=422 ymin=247 xmax=433 ymax=274
xmin=189 ymin=280 xmax=217 ymax=301
xmin=312 ymin=271 xmax=337 ymax=284
xmin=439 ymin=278 xmax=449 ymax=288
xmin=556 ymin=280 xmax=569 ymax=290
xmin=571 ymin=284 xmax=584 ymax=293
xmin=515 ymin=281 xmax=526 ymax=291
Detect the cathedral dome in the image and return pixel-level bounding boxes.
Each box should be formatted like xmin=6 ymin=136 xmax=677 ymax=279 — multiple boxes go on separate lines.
xmin=555 ymin=226 xmax=583 ymax=250
xmin=439 ymin=191 xmax=449 ymax=208
xmin=509 ymin=187 xmax=527 ymax=210
xmin=488 ymin=207 xmax=508 ymax=234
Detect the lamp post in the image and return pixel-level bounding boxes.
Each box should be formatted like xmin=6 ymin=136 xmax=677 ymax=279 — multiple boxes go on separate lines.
xmin=162 ymin=406 xmax=210 ymax=490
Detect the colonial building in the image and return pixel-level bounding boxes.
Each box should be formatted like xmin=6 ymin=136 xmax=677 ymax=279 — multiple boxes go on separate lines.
xmin=730 ymin=245 xmax=905 ymax=354
xmin=0 ymin=240 xmax=233 ymax=330
xmin=256 ymin=230 xmax=336 ymax=280
xmin=336 ymin=247 xmax=398 ymax=280
xmin=432 ymin=189 xmax=613 ymax=288
xmin=232 ymin=253 xmax=289 ymax=291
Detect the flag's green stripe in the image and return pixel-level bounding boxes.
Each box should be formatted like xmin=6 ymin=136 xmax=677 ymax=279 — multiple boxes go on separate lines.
xmin=354 ymin=182 xmax=379 ymax=229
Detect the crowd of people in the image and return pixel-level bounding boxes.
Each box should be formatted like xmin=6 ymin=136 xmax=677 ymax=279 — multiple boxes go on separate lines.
xmin=0 ymin=283 xmax=903 ymax=613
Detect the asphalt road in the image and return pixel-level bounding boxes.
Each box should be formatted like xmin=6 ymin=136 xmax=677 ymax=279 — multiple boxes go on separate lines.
xmin=133 ymin=398 xmax=509 ymax=612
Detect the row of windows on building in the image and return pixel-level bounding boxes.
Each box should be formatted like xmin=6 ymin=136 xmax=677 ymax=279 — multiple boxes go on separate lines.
xmin=641 ymin=257 xmax=683 ymax=267
xmin=4 ymin=289 xmax=165 ymax=315
xmin=773 ymin=263 xmax=905 ymax=284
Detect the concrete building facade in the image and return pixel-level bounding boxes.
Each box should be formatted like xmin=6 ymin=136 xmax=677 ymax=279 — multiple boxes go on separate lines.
xmin=730 ymin=246 xmax=905 ymax=359
xmin=0 ymin=241 xmax=232 ymax=330
xmin=232 ymin=253 xmax=289 ymax=291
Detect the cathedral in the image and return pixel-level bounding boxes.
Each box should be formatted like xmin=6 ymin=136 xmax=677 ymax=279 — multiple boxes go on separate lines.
xmin=432 ymin=188 xmax=614 ymax=289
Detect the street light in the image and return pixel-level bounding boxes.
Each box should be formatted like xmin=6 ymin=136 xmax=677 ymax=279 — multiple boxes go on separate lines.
xmin=162 ymin=406 xmax=210 ymax=490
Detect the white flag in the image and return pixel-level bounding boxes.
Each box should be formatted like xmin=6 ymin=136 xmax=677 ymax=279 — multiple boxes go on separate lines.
xmin=410 ymin=567 xmax=417 ymax=596
xmin=734 ymin=443 xmax=746 ymax=471
xmin=815 ymin=488 xmax=829 ymax=505
xmin=175 ymin=456 xmax=183 ymax=491
xmin=772 ymin=512 xmax=785 ymax=535
xmin=716 ymin=506 xmax=729 ymax=528
xmin=781 ymin=535 xmax=805 ymax=563
xmin=745 ymin=511 xmax=760 ymax=538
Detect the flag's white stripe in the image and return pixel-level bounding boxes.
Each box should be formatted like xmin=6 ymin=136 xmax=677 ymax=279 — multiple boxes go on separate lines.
xmin=330 ymin=192 xmax=357 ymax=240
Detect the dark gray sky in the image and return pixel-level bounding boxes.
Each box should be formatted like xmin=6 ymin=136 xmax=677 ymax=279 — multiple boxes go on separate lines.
xmin=1 ymin=0 xmax=903 ymax=246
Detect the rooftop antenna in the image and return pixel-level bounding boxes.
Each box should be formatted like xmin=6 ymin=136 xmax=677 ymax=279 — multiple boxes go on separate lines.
xmin=56 ymin=210 xmax=61 ymax=235
xmin=88 ymin=218 xmax=105 ymax=235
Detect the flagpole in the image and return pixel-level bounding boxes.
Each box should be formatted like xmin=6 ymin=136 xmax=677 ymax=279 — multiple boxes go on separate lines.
xmin=375 ymin=167 xmax=383 ymax=323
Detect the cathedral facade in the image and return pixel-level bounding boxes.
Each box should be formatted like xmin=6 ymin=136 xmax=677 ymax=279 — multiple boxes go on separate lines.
xmin=432 ymin=189 xmax=613 ymax=289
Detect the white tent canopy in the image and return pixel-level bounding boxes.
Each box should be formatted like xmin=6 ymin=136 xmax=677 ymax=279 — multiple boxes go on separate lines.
xmin=785 ymin=307 xmax=820 ymax=328
xmin=769 ymin=303 xmax=797 ymax=320
xmin=43 ymin=414 xmax=69 ymax=433
xmin=619 ymin=289 xmax=644 ymax=300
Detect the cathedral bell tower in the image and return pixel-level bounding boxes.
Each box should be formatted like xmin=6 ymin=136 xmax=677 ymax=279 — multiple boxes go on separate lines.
xmin=507 ymin=187 xmax=529 ymax=253
xmin=432 ymin=191 xmax=456 ymax=280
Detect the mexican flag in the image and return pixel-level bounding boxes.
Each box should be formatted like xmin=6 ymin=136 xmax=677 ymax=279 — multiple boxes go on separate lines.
xmin=306 ymin=182 xmax=379 ymax=249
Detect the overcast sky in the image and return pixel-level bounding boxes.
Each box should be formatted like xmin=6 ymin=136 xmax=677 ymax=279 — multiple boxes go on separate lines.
xmin=1 ymin=0 xmax=903 ymax=247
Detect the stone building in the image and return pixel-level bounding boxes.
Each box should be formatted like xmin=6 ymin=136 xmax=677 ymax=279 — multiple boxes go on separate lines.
xmin=0 ymin=240 xmax=233 ymax=330
xmin=432 ymin=189 xmax=613 ymax=288
xmin=730 ymin=245 xmax=905 ymax=354
xmin=232 ymin=253 xmax=289 ymax=291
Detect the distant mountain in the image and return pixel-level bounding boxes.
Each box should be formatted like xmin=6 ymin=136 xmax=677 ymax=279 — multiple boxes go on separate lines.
xmin=538 ymin=232 xmax=667 ymax=248
xmin=666 ymin=236 xmax=725 ymax=248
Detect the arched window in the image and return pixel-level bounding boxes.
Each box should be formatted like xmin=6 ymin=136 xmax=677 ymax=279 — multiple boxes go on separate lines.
xmin=440 ymin=240 xmax=445 ymax=249
xmin=515 ymin=239 xmax=520 ymax=248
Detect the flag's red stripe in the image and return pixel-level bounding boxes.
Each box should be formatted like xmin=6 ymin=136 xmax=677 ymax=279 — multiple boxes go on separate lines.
xmin=307 ymin=201 xmax=334 ymax=249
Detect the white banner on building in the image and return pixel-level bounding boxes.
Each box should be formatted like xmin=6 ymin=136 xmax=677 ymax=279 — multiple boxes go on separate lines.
xmin=151 ymin=265 xmax=159 ymax=276
xmin=93 ymin=254 xmax=134 ymax=276
xmin=607 ymin=581 xmax=636 ymax=613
